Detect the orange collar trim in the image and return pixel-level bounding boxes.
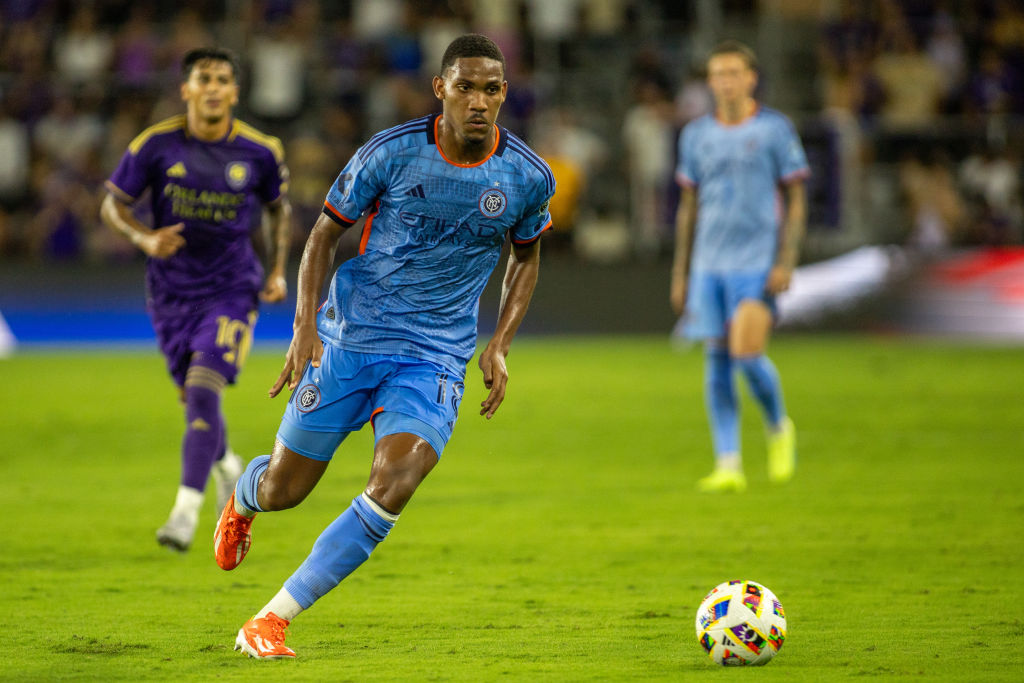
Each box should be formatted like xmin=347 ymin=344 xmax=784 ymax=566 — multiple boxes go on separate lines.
xmin=434 ymin=115 xmax=499 ymax=168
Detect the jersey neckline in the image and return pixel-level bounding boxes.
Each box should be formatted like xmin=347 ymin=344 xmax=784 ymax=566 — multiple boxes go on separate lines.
xmin=714 ymin=104 xmax=760 ymax=128
xmin=432 ymin=114 xmax=500 ymax=168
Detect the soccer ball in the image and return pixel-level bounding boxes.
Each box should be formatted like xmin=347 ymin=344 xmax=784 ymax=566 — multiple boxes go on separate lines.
xmin=695 ymin=580 xmax=787 ymax=666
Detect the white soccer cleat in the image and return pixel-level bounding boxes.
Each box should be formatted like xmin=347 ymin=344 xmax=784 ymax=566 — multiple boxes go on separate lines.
xmin=156 ymin=511 xmax=197 ymax=552
xmin=212 ymin=450 xmax=245 ymax=514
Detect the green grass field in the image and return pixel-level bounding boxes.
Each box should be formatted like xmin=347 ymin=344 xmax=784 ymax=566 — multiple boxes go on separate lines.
xmin=3 ymin=335 xmax=1023 ymax=681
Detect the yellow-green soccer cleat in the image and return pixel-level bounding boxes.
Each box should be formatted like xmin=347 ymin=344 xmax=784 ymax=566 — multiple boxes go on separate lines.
xmin=768 ymin=416 xmax=796 ymax=483
xmin=696 ymin=467 xmax=748 ymax=493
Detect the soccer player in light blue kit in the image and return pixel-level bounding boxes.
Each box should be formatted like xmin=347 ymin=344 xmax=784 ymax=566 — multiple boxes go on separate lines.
xmin=214 ymin=34 xmax=554 ymax=658
xmin=670 ymin=41 xmax=808 ymax=493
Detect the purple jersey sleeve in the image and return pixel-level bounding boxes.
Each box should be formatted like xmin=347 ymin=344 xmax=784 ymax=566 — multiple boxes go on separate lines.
xmin=254 ymin=145 xmax=288 ymax=205
xmin=107 ymin=139 xmax=154 ymax=201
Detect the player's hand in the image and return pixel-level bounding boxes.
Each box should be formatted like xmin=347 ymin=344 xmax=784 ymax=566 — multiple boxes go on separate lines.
xmin=766 ymin=265 xmax=793 ymax=294
xmin=259 ymin=271 xmax=288 ymax=303
xmin=670 ymin=275 xmax=688 ymax=316
xmin=477 ymin=343 xmax=508 ymax=419
xmin=138 ymin=222 xmax=185 ymax=259
xmin=270 ymin=322 xmax=322 ymax=398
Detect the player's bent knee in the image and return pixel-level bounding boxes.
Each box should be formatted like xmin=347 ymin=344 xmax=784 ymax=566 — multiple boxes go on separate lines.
xmin=365 ymin=434 xmax=438 ymax=512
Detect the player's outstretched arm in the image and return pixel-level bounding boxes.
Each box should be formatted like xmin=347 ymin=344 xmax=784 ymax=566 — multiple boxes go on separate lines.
xmin=478 ymin=239 xmax=541 ymax=419
xmin=270 ymin=212 xmax=347 ymax=397
xmin=259 ymin=197 xmax=292 ymax=303
xmin=670 ymin=185 xmax=697 ymax=315
xmin=99 ymin=193 xmax=185 ymax=259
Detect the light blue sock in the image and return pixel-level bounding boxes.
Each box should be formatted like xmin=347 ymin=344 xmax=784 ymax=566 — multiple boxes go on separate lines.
xmin=705 ymin=346 xmax=739 ymax=458
xmin=284 ymin=493 xmax=397 ymax=609
xmin=735 ymin=354 xmax=785 ymax=427
xmin=235 ymin=454 xmax=271 ymax=513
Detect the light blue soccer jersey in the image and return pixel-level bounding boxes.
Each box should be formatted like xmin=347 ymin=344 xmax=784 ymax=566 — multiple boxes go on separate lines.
xmin=676 ymin=107 xmax=809 ymax=273
xmin=319 ymin=114 xmax=554 ymax=373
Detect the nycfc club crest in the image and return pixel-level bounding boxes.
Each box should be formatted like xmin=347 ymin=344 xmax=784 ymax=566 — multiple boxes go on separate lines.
xmin=295 ymin=384 xmax=320 ymax=412
xmin=226 ymin=161 xmax=251 ymax=190
xmin=478 ymin=188 xmax=507 ymax=218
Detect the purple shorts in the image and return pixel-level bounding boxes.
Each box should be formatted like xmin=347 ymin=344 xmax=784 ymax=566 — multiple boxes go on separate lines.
xmin=149 ymin=291 xmax=259 ymax=387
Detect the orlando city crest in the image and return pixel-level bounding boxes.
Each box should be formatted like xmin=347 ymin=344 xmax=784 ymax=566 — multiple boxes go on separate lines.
xmin=225 ymin=161 xmax=251 ymax=190
xmin=478 ymin=188 xmax=507 ymax=218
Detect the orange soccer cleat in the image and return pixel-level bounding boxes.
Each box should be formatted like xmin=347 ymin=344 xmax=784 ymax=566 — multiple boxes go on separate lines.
xmin=213 ymin=492 xmax=253 ymax=570
xmin=234 ymin=613 xmax=296 ymax=659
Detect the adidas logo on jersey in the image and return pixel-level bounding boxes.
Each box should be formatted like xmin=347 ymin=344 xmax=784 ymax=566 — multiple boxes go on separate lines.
xmin=405 ymin=184 xmax=425 ymax=198
xmin=166 ymin=162 xmax=187 ymax=177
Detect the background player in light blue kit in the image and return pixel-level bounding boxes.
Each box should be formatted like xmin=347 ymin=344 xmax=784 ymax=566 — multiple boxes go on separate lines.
xmin=670 ymin=40 xmax=808 ymax=493
xmin=214 ymin=34 xmax=554 ymax=658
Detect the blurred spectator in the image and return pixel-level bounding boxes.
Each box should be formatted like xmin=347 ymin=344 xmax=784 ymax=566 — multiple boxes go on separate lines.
xmin=965 ymin=48 xmax=1017 ymax=117
xmin=581 ymin=0 xmax=630 ymax=39
xmin=24 ymin=161 xmax=99 ymax=261
xmin=162 ymin=8 xmax=214 ymax=80
xmin=247 ymin=15 xmax=307 ymax=123
xmin=622 ymin=80 xmax=675 ymax=256
xmin=532 ymin=106 xmax=607 ymax=179
xmin=959 ymin=145 xmax=1023 ymax=245
xmin=925 ymin=8 xmax=967 ymax=111
xmin=52 ymin=6 xmax=113 ymax=86
xmin=675 ymin=67 xmax=713 ymax=127
xmin=285 ymin=129 xmax=336 ymax=242
xmin=535 ymin=131 xmax=585 ymax=246
xmin=418 ymin=2 xmax=469 ymax=79
xmin=0 ymin=100 xmax=30 ymax=210
xmin=112 ymin=5 xmax=161 ymax=92
xmin=352 ymin=0 xmax=405 ymax=41
xmin=989 ymin=0 xmax=1024 ymax=56
xmin=33 ymin=90 xmax=105 ymax=173
xmin=899 ymin=149 xmax=964 ymax=252
xmin=525 ymin=0 xmax=581 ymax=43
xmin=873 ymin=25 xmax=944 ymax=132
xmin=820 ymin=0 xmax=880 ymax=73
xmin=471 ymin=0 xmax=522 ymax=74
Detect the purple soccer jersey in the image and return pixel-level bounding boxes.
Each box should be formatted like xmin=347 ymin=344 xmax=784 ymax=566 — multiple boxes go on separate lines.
xmin=106 ymin=115 xmax=288 ymax=305
xmin=106 ymin=115 xmax=287 ymax=385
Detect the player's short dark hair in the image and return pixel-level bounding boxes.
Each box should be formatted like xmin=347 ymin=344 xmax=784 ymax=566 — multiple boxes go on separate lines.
xmin=440 ymin=34 xmax=505 ymax=76
xmin=708 ymin=40 xmax=759 ymax=72
xmin=181 ymin=47 xmax=241 ymax=82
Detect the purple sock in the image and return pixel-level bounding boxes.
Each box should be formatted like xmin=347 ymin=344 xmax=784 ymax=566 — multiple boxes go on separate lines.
xmin=180 ymin=384 xmax=224 ymax=491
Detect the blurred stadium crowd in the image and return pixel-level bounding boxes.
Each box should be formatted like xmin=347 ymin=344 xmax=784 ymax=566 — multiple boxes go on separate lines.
xmin=0 ymin=0 xmax=1021 ymax=265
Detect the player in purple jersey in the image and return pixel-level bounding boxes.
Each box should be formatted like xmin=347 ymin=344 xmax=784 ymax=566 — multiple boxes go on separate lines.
xmin=670 ymin=41 xmax=807 ymax=493
xmin=213 ymin=34 xmax=553 ymax=659
xmin=100 ymin=47 xmax=292 ymax=551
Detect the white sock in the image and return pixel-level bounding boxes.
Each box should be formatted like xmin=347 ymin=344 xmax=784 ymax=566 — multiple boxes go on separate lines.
xmin=716 ymin=453 xmax=742 ymax=472
xmin=170 ymin=485 xmax=203 ymax=522
xmin=256 ymin=587 xmax=304 ymax=622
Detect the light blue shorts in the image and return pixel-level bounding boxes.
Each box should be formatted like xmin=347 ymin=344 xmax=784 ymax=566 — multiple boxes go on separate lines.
xmin=277 ymin=344 xmax=465 ymax=462
xmin=681 ymin=269 xmax=776 ymax=340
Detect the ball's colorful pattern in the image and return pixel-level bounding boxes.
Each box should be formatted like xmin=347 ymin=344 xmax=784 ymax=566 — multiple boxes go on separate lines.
xmin=695 ymin=580 xmax=787 ymax=666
